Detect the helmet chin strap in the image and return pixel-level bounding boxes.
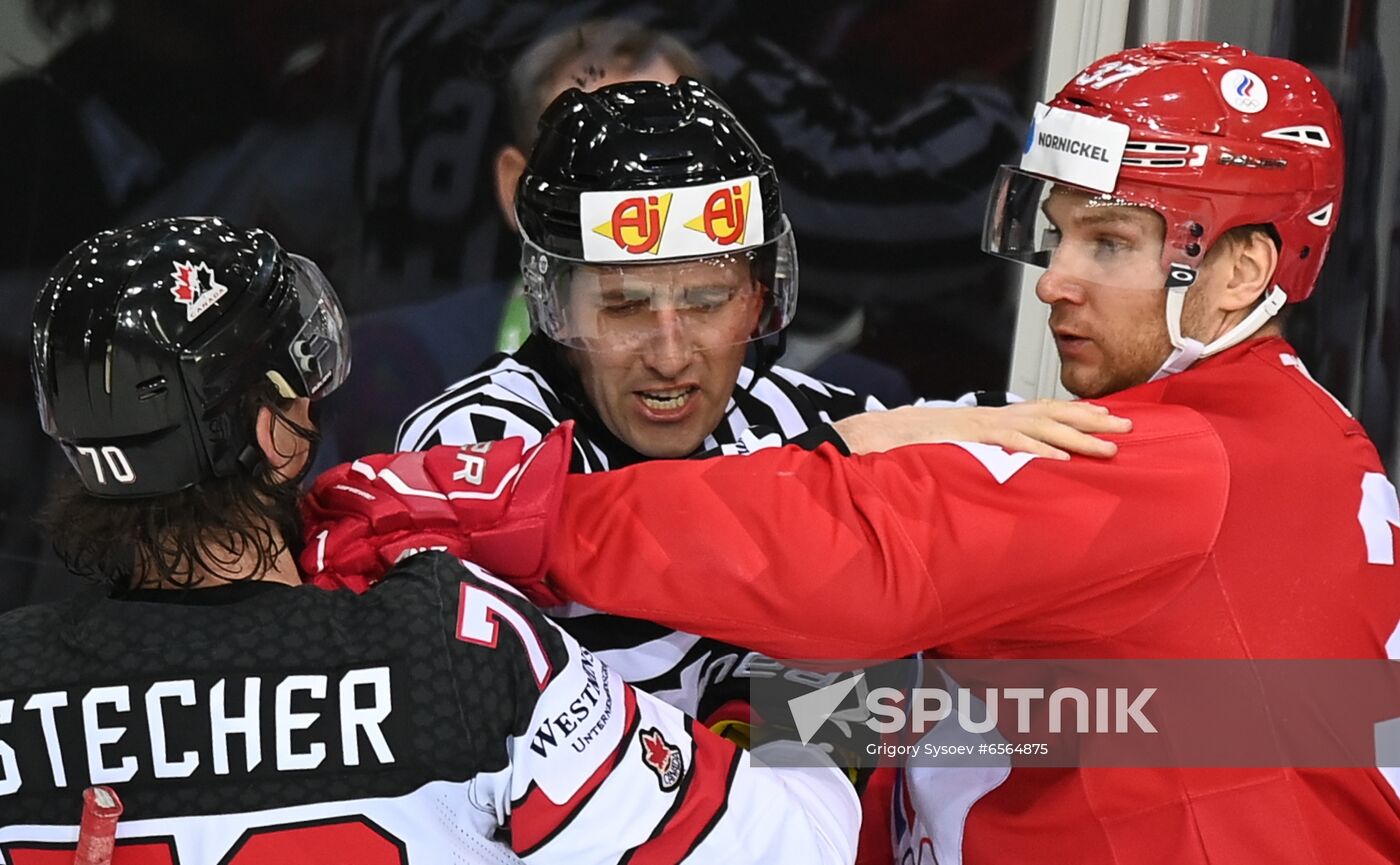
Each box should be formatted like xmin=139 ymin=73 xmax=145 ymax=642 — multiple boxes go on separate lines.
xmin=1149 ymin=263 xmax=1287 ymax=382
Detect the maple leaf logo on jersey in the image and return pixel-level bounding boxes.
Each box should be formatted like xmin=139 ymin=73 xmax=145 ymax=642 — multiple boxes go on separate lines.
xmin=639 ymin=728 xmax=683 ymax=791
xmin=170 ymin=261 xmax=229 ymax=322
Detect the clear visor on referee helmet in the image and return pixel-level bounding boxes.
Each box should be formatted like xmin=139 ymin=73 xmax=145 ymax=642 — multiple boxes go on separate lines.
xmin=521 ymin=219 xmax=797 ymax=355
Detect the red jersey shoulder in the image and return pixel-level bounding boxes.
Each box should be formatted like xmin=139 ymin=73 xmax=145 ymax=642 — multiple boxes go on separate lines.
xmin=1157 ymin=337 xmax=1380 ymax=468
xmin=1246 ymin=338 xmax=1369 ymax=435
xmin=926 ymin=397 xmax=1227 ymax=493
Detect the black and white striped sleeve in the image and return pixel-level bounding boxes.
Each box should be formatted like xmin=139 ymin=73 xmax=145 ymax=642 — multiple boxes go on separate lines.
xmin=761 ymin=366 xmax=887 ymax=422
xmin=396 ymin=359 xmax=566 ymax=453
xmin=690 ymin=365 xmax=877 ymax=457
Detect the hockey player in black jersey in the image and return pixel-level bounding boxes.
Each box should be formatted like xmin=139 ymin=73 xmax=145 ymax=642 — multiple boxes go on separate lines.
xmin=2 ymin=216 xmax=861 ymax=863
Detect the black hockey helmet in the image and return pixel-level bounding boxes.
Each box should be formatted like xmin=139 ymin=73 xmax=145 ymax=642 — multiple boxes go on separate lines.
xmin=516 ymin=77 xmax=797 ymax=356
xmin=31 ymin=217 xmax=349 ymax=498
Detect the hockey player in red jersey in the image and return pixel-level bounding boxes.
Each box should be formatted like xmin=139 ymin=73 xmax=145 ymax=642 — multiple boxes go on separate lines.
xmin=303 ymin=43 xmax=1400 ymax=863
xmin=2 ymin=217 xmax=861 ymax=863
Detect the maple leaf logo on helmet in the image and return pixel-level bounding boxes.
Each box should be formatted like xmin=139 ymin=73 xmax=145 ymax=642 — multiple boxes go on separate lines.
xmin=639 ymin=727 xmax=684 ymax=791
xmin=170 ymin=261 xmax=229 ymax=322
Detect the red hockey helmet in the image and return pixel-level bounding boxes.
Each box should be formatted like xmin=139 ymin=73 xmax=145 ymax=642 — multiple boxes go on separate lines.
xmin=987 ymin=41 xmax=1344 ymax=304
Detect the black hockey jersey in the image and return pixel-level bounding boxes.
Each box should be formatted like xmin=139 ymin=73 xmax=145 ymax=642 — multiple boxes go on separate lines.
xmin=0 ymin=554 xmax=858 ymax=863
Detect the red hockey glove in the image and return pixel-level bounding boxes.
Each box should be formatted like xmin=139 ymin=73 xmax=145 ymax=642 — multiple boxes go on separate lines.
xmin=300 ymin=423 xmax=573 ymax=600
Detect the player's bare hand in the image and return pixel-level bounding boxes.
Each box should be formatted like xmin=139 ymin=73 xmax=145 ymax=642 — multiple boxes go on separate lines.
xmin=831 ymin=400 xmax=1131 ymax=459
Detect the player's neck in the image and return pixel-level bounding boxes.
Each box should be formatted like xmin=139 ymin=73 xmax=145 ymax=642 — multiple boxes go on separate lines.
xmin=133 ymin=522 xmax=304 ymax=590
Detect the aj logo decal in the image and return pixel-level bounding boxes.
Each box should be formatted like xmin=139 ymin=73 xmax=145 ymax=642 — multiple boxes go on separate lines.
xmin=684 ymin=182 xmax=750 ymax=245
xmin=593 ymin=194 xmax=673 ymax=255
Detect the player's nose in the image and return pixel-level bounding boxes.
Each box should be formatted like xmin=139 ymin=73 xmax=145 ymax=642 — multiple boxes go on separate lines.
xmin=641 ymin=309 xmax=693 ymax=378
xmin=1035 ymin=265 xmax=1087 ymax=306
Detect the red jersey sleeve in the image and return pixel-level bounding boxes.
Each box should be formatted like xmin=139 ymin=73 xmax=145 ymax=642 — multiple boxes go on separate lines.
xmin=549 ymin=402 xmax=1229 ymax=658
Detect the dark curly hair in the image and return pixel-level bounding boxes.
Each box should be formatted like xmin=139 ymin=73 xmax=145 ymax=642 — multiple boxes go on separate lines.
xmin=40 ymin=378 xmax=318 ymax=592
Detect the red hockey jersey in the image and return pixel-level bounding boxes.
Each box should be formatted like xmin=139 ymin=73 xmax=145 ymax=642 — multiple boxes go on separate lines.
xmin=549 ymin=338 xmax=1400 ymax=864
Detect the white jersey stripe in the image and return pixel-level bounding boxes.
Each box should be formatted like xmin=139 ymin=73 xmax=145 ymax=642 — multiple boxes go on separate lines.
xmin=594 ymin=631 xmax=703 ymax=683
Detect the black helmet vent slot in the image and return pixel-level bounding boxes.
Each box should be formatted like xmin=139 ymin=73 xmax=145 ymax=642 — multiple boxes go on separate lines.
xmin=137 ymin=376 xmax=167 ymax=400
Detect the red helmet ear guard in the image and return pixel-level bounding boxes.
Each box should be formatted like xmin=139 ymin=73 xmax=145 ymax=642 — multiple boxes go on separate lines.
xmin=1050 ymin=40 xmax=1343 ymax=303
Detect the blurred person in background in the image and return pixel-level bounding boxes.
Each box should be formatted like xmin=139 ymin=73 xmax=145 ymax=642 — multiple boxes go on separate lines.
xmin=327 ymin=15 xmax=948 ymax=465
xmin=352 ymin=1 xmax=1031 ymax=395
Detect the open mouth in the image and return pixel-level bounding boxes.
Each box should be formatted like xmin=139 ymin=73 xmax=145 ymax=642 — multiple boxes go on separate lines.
xmin=638 ymin=386 xmax=699 ymax=411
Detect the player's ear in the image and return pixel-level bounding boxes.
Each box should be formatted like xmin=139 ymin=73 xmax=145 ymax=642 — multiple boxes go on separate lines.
xmin=1216 ymin=229 xmax=1280 ymax=313
xmin=255 ymin=398 xmax=313 ymax=483
xmin=495 ymin=145 xmax=528 ymax=234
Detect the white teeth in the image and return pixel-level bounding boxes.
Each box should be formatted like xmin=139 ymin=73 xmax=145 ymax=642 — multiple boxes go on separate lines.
xmin=640 ymin=390 xmax=692 ymax=410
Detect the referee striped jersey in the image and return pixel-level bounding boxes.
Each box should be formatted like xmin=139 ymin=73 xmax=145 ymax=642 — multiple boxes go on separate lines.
xmin=395 ymin=334 xmax=884 ymax=724
xmin=397 ymin=334 xmax=883 ymax=471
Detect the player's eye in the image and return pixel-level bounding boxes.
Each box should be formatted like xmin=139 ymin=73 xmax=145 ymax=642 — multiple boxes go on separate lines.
xmin=600 ymin=297 xmax=648 ymax=315
xmin=598 ymin=285 xmax=653 ymax=314
xmin=1093 ymin=234 xmax=1131 ymax=256
xmin=682 ymin=285 xmax=737 ymax=311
